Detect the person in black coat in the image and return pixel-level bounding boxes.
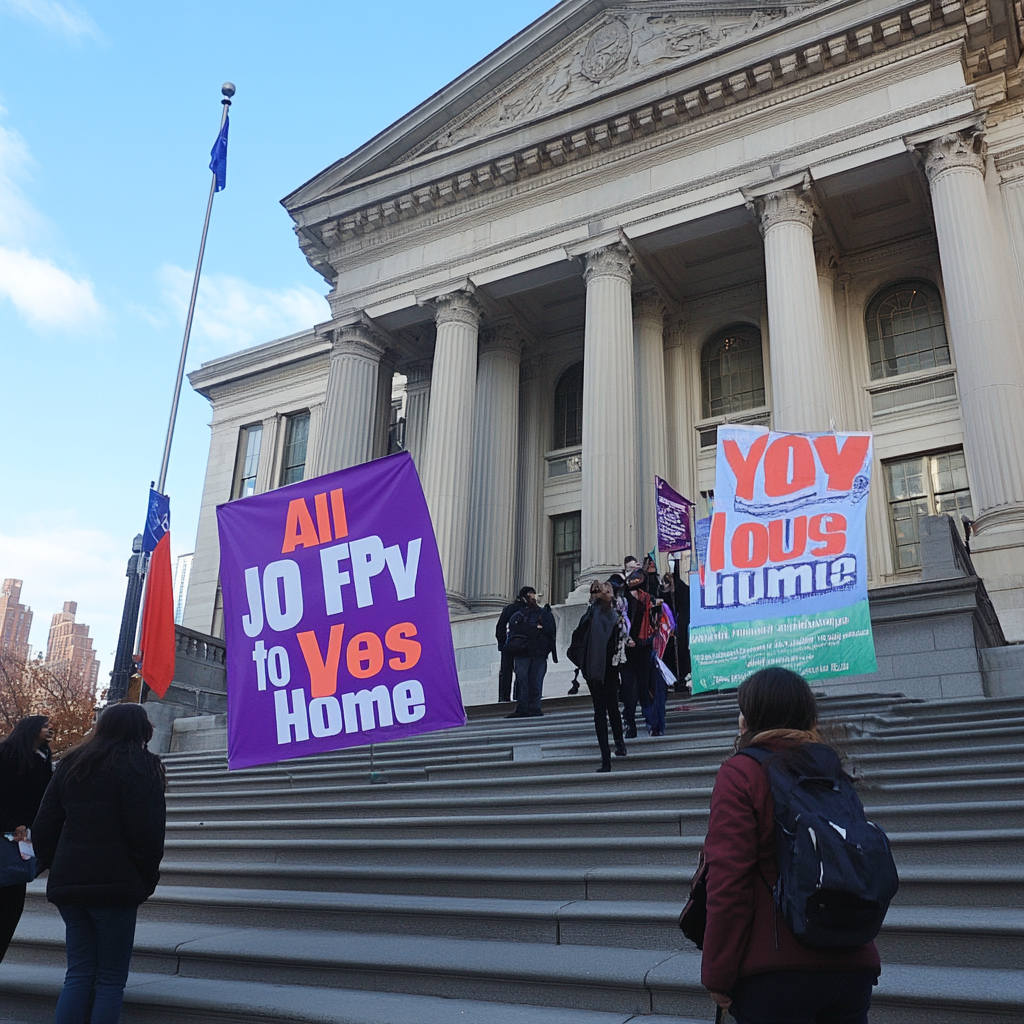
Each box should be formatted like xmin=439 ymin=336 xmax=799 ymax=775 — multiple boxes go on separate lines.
xmin=568 ymin=580 xmax=628 ymax=771
xmin=494 ymin=589 xmax=531 ymax=703
xmin=32 ymin=703 xmax=166 ymax=1024
xmin=0 ymin=714 xmax=53 ymax=962
xmin=505 ymin=591 xmax=557 ymax=718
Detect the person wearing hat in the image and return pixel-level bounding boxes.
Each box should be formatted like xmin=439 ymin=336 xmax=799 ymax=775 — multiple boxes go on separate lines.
xmin=505 ymin=590 xmax=557 ymax=718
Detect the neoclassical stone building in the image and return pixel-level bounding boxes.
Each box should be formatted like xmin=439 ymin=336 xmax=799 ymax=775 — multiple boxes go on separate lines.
xmin=184 ymin=0 xmax=1024 ymax=680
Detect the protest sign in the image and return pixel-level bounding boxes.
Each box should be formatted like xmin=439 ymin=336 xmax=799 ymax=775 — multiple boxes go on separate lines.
xmin=655 ymin=476 xmax=694 ymax=552
xmin=690 ymin=425 xmax=877 ymax=693
xmin=216 ymin=451 xmax=466 ymax=769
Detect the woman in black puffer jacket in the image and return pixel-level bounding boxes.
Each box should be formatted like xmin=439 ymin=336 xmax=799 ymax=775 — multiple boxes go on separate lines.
xmin=0 ymin=714 xmax=53 ymax=962
xmin=32 ymin=703 xmax=166 ymax=1024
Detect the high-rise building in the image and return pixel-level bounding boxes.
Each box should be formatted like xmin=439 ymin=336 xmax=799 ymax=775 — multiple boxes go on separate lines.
xmin=45 ymin=601 xmax=100 ymax=692
xmin=0 ymin=579 xmax=33 ymax=663
xmin=173 ymin=553 xmax=194 ymax=626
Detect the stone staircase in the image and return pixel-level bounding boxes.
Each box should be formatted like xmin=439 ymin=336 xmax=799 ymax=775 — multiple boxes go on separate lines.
xmin=1 ymin=690 xmax=1021 ymax=1023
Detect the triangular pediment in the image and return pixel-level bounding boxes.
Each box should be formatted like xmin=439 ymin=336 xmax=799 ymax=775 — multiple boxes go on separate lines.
xmin=283 ymin=0 xmax=823 ymax=212
xmin=403 ymin=4 xmax=804 ymax=163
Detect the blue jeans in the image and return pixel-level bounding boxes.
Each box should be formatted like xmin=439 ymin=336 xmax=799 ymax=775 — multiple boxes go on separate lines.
xmin=55 ymin=904 xmax=138 ymax=1024
xmin=730 ymin=969 xmax=876 ymax=1024
xmin=513 ymin=657 xmax=547 ymax=713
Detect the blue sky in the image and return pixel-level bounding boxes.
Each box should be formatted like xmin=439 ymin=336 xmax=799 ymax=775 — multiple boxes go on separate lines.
xmin=0 ymin=0 xmax=552 ymax=679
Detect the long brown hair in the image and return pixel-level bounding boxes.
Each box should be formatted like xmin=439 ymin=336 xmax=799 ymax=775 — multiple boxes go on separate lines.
xmin=735 ymin=667 xmax=818 ymax=751
xmin=60 ymin=703 xmax=166 ymax=790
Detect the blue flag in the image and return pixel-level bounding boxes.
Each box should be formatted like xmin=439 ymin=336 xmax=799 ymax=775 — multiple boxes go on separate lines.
xmin=143 ymin=489 xmax=170 ymax=553
xmin=209 ymin=115 xmax=229 ymax=192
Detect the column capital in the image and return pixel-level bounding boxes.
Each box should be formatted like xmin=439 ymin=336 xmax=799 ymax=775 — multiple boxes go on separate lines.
xmin=583 ymin=243 xmax=632 ymax=285
xmin=479 ymin=322 xmax=523 ymax=356
xmin=520 ymin=354 xmax=543 ymax=382
xmin=333 ymin=321 xmax=388 ymax=362
xmin=632 ymin=288 xmax=667 ymax=325
xmin=434 ymin=289 xmax=482 ymax=328
xmin=923 ymin=129 xmax=986 ymax=183
xmin=663 ymin=315 xmax=686 ymax=349
xmin=754 ymin=186 xmax=816 ymax=235
xmin=814 ymin=235 xmax=841 ymax=277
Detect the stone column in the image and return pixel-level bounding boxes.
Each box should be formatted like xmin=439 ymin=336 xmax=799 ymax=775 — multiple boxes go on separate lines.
xmin=514 ymin=356 xmax=545 ymax=593
xmin=922 ymin=131 xmax=1024 ymax=523
xmin=756 ymin=186 xmax=839 ymax=432
xmin=401 ymin=359 xmax=432 ymax=466
xmin=371 ymin=350 xmax=397 ymax=459
xmin=633 ymin=290 xmax=670 ymax=554
xmin=467 ymin=324 xmax=522 ymax=609
xmin=814 ymin=239 xmax=850 ymax=430
xmin=318 ymin=322 xmax=387 ymax=473
xmin=420 ymin=290 xmax=482 ymax=609
xmin=997 ymin=152 xmax=1024 ymax=300
xmin=663 ymin=316 xmax=696 ymax=500
xmin=580 ymin=244 xmax=637 ymax=583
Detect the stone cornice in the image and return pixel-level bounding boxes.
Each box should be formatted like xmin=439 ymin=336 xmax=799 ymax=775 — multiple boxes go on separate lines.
xmin=188 ymin=331 xmax=328 ymax=398
xmin=922 ymin=127 xmax=988 ymax=180
xmin=583 ymin=242 xmax=632 ymax=284
xmin=297 ymin=0 xmax=1009 ymax=278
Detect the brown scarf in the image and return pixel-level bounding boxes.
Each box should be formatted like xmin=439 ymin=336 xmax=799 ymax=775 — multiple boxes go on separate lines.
xmin=747 ymin=727 xmax=822 ymax=746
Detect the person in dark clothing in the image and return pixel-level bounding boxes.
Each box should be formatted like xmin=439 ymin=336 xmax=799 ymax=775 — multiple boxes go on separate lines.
xmin=621 ymin=569 xmax=663 ymax=737
xmin=660 ymin=565 xmax=692 ymax=690
xmin=505 ymin=591 xmax=557 ymax=718
xmin=641 ymin=555 xmax=661 ymax=599
xmin=33 ymin=703 xmax=167 ymax=1024
xmin=702 ymin=668 xmax=880 ymax=1022
xmin=569 ymin=580 xmax=628 ymax=771
xmin=0 ymin=715 xmax=53 ymax=962
xmin=495 ymin=588 xmax=531 ymax=703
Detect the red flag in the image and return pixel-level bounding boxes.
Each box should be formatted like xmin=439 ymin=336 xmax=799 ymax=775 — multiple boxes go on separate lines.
xmin=139 ymin=531 xmax=175 ymax=698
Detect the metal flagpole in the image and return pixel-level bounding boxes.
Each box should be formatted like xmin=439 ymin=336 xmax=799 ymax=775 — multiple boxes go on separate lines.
xmin=157 ymin=81 xmax=235 ymax=493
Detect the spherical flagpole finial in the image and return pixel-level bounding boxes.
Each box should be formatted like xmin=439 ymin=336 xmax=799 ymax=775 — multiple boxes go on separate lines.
xmin=221 ymin=82 xmax=236 ymax=98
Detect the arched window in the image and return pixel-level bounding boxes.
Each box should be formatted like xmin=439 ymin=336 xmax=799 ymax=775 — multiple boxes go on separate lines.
xmin=866 ymin=281 xmax=950 ymax=380
xmin=701 ymin=325 xmax=765 ymax=419
xmin=553 ymin=362 xmax=583 ymax=449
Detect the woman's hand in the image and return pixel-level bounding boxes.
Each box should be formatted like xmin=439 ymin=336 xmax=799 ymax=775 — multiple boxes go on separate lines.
xmin=709 ymin=990 xmax=732 ymax=1011
xmin=12 ymin=825 xmax=28 ymax=842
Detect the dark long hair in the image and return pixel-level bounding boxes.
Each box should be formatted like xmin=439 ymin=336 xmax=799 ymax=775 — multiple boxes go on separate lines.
xmin=0 ymin=715 xmax=51 ymax=773
xmin=60 ymin=704 xmax=166 ymax=790
xmin=736 ymin=667 xmax=818 ymax=749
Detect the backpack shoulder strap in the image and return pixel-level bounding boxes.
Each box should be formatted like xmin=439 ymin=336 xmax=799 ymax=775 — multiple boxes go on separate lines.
xmin=737 ymin=746 xmax=772 ymax=766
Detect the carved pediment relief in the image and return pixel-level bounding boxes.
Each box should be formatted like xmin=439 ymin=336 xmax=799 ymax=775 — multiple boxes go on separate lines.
xmin=402 ymin=4 xmax=813 ymax=162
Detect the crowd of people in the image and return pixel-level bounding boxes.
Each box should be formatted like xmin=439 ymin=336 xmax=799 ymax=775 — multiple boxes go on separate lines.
xmin=495 ymin=554 xmax=692 ymax=771
xmin=0 ymin=663 xmax=882 ymax=1023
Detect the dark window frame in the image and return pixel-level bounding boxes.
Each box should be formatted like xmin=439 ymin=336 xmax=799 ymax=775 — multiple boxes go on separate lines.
xmin=231 ymin=424 xmax=263 ymax=500
xmin=553 ymin=362 xmax=584 ymax=451
xmin=278 ymin=411 xmax=311 ymax=487
xmin=866 ymin=280 xmax=951 ymax=380
xmin=551 ymin=511 xmax=581 ymax=606
xmin=700 ymin=325 xmax=766 ymax=419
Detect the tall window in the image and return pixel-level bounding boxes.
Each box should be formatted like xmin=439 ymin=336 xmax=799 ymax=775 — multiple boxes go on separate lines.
xmin=867 ymin=281 xmax=950 ymax=380
xmin=884 ymin=449 xmax=972 ymax=570
xmin=279 ymin=412 xmax=310 ymax=487
xmin=551 ymin=512 xmax=581 ymax=605
xmin=701 ymin=326 xmax=765 ymax=418
xmin=553 ymin=362 xmax=583 ymax=450
xmin=231 ymin=424 xmax=263 ymax=499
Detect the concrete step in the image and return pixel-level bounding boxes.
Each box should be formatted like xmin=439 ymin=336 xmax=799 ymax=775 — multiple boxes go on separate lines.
xmin=20 ymin=886 xmax=1022 ymax=966
xmin=0 ymin=963 xmax=712 ymax=1024
xmin=4 ymin=917 xmax=1021 ymax=1024
xmin=164 ymin=776 xmax=1023 ymax=822
xmin=165 ymin=799 xmax=1024 ymax=841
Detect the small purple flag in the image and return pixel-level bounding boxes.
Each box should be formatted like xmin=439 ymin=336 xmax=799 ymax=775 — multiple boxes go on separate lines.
xmin=216 ymin=451 xmax=466 ymax=769
xmin=655 ymin=476 xmax=694 ymax=553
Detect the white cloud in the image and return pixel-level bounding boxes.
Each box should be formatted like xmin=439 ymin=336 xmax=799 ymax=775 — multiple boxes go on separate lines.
xmin=0 ymin=0 xmax=101 ymax=41
xmin=159 ymin=264 xmax=328 ymax=357
xmin=0 ymin=109 xmax=105 ymax=330
xmin=0 ymin=517 xmax=127 ymax=672
xmin=0 ymin=246 xmax=102 ymax=328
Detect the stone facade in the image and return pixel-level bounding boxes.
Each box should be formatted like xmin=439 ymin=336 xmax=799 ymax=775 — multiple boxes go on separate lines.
xmin=185 ymin=0 xmax=1024 ymax=664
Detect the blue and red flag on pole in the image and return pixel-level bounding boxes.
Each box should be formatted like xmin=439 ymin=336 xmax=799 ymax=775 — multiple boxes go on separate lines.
xmin=139 ymin=489 xmax=175 ymax=698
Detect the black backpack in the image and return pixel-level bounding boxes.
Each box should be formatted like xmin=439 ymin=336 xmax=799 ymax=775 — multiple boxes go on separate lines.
xmin=740 ymin=744 xmax=899 ymax=949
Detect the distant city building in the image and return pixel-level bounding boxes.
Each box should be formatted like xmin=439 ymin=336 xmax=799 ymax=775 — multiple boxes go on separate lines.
xmin=173 ymin=553 xmax=194 ymax=626
xmin=45 ymin=601 xmax=100 ymax=692
xmin=0 ymin=579 xmax=33 ymax=663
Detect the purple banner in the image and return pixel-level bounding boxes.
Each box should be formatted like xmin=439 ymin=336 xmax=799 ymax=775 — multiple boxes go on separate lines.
xmin=655 ymin=476 xmax=694 ymax=553
xmin=216 ymin=452 xmax=466 ymax=770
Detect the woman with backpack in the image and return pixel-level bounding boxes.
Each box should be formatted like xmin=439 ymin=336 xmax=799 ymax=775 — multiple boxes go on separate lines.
xmin=0 ymin=715 xmax=54 ymax=962
xmin=568 ymin=579 xmax=628 ymax=772
xmin=701 ymin=667 xmax=888 ymax=1023
xmin=32 ymin=703 xmax=166 ymax=1024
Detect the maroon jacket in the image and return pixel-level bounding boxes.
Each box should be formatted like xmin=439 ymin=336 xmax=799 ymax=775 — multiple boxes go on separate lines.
xmin=701 ymin=740 xmax=881 ymax=994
